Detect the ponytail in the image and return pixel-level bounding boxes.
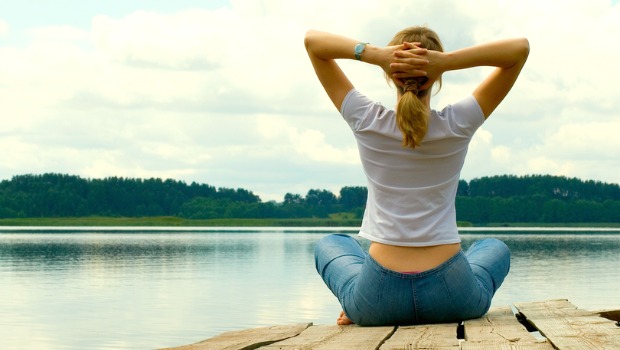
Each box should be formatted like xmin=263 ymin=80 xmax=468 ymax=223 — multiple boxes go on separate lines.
xmin=396 ymin=77 xmax=429 ymax=149
xmin=387 ymin=26 xmax=444 ymax=149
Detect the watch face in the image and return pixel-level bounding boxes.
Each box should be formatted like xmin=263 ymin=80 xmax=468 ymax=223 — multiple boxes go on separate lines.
xmin=354 ymin=43 xmax=366 ymax=60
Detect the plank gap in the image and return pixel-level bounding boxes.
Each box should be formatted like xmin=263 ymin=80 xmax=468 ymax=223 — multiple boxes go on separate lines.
xmin=514 ymin=308 xmax=550 ymax=343
xmin=374 ymin=326 xmax=398 ymax=350
xmin=597 ymin=309 xmax=620 ymax=322
xmin=516 ymin=312 xmax=539 ymax=332
xmin=456 ymin=321 xmax=464 ymax=340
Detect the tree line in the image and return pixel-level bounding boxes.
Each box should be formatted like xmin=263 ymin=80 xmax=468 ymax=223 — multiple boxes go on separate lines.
xmin=0 ymin=173 xmax=619 ymax=224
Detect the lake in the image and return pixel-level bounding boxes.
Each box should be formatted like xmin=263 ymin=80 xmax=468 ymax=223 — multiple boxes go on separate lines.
xmin=1 ymin=227 xmax=619 ymax=349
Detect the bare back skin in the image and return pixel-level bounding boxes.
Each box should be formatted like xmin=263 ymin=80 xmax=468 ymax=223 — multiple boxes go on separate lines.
xmin=369 ymin=242 xmax=461 ymax=272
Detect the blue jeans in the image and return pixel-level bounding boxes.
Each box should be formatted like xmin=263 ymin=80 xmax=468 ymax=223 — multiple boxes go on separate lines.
xmin=314 ymin=234 xmax=510 ymax=326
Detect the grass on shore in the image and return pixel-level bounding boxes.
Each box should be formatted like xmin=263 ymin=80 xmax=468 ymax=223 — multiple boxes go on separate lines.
xmin=479 ymin=222 xmax=620 ymax=228
xmin=0 ymin=216 xmax=362 ymax=227
xmin=0 ymin=216 xmax=618 ymax=228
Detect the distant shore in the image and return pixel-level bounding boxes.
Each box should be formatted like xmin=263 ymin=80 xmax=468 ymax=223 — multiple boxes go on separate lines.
xmin=0 ymin=216 xmax=619 ymax=228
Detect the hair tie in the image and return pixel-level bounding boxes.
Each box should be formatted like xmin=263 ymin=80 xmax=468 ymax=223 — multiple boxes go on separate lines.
xmin=404 ymin=79 xmax=421 ymax=95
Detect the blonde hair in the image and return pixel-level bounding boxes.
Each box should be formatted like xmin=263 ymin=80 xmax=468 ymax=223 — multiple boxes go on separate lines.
xmin=388 ymin=26 xmax=444 ymax=149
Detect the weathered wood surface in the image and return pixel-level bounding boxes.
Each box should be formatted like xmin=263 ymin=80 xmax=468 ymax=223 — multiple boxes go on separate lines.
xmin=514 ymin=299 xmax=620 ymax=350
xmin=380 ymin=323 xmax=460 ymax=349
xmin=164 ymin=300 xmax=620 ymax=350
xmin=261 ymin=324 xmax=394 ymax=350
xmin=461 ymin=306 xmax=553 ymax=350
xmin=161 ymin=323 xmax=312 ymax=350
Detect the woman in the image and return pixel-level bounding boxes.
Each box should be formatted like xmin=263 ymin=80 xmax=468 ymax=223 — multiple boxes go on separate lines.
xmin=305 ymin=26 xmax=529 ymax=326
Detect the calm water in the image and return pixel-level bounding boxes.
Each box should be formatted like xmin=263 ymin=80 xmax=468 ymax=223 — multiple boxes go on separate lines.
xmin=1 ymin=228 xmax=619 ymax=350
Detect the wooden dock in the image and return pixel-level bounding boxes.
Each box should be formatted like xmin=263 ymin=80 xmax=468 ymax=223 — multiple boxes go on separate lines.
xmin=163 ymin=299 xmax=620 ymax=349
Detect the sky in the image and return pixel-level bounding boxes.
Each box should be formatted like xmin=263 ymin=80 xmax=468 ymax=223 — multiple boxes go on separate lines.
xmin=1 ymin=0 xmax=619 ymax=202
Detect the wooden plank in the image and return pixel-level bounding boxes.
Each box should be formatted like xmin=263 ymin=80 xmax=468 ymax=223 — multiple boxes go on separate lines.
xmin=262 ymin=324 xmax=395 ymax=350
xmin=160 ymin=323 xmax=312 ymax=350
xmin=515 ymin=300 xmax=583 ymax=315
xmin=461 ymin=306 xmax=554 ymax=350
xmin=164 ymin=300 xmax=620 ymax=350
xmin=379 ymin=323 xmax=460 ymax=349
xmin=515 ymin=300 xmax=620 ymax=350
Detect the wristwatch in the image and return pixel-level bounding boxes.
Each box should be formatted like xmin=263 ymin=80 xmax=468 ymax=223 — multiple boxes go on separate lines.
xmin=354 ymin=42 xmax=368 ymax=60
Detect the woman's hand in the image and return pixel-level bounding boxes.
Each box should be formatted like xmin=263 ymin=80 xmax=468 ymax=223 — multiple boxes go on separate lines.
xmin=391 ymin=42 xmax=444 ymax=90
xmin=375 ymin=43 xmax=428 ymax=87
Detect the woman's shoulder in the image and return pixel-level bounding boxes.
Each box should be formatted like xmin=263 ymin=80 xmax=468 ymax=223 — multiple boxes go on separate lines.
xmin=435 ymin=95 xmax=483 ymax=117
xmin=432 ymin=95 xmax=485 ymax=136
xmin=341 ymin=89 xmax=373 ymax=111
xmin=341 ymin=89 xmax=391 ymax=131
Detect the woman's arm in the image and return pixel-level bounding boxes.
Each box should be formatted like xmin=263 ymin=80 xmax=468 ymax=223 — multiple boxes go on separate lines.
xmin=392 ymin=38 xmax=530 ymax=118
xmin=304 ymin=30 xmax=428 ymax=110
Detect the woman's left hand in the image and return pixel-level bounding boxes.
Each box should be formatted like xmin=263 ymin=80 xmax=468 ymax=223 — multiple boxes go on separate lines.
xmin=375 ymin=43 xmax=427 ymax=87
xmin=390 ymin=42 xmax=432 ymax=87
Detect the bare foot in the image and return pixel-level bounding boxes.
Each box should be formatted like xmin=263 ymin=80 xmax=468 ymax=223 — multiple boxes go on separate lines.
xmin=337 ymin=310 xmax=354 ymax=325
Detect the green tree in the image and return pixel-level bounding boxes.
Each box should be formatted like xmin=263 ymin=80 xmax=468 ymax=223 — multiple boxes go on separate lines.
xmin=305 ymin=189 xmax=337 ymax=218
xmin=339 ymin=186 xmax=367 ymax=211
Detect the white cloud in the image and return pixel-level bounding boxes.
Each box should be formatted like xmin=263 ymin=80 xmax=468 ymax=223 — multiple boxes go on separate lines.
xmin=257 ymin=115 xmax=359 ymax=165
xmin=463 ymin=119 xmax=620 ymax=185
xmin=1 ymin=0 xmax=619 ymax=202
xmin=491 ymin=145 xmax=512 ymax=165
xmin=91 ymin=10 xmax=228 ymax=70
xmin=542 ymin=121 xmax=620 ymax=159
xmin=0 ymin=19 xmax=8 ymax=38
xmin=0 ymin=137 xmax=44 ymax=173
xmin=27 ymin=25 xmax=89 ymax=42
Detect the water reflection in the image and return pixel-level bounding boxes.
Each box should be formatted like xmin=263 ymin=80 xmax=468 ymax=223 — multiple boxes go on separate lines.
xmin=484 ymin=234 xmax=620 ymax=258
xmin=0 ymin=231 xmax=619 ymax=350
xmin=0 ymin=233 xmax=259 ymax=268
xmin=461 ymin=234 xmax=620 ymax=310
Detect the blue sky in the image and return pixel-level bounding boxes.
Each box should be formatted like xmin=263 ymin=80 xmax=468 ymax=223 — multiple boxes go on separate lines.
xmin=1 ymin=0 xmax=619 ymax=201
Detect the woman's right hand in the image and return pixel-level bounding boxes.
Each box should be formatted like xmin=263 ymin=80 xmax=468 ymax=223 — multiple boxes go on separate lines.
xmin=381 ymin=43 xmax=428 ymax=87
xmin=391 ymin=42 xmax=445 ymax=90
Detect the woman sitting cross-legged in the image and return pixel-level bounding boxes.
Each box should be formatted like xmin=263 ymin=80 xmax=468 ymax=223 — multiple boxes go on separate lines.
xmin=305 ymin=26 xmax=529 ymax=326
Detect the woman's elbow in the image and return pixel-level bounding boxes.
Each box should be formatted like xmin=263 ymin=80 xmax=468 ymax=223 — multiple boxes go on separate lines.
xmin=304 ymin=29 xmax=319 ymax=51
xmin=518 ymin=38 xmax=530 ymax=61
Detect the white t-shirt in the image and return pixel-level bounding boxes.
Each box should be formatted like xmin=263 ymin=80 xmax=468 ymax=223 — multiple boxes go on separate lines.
xmin=340 ymin=89 xmax=485 ymax=246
